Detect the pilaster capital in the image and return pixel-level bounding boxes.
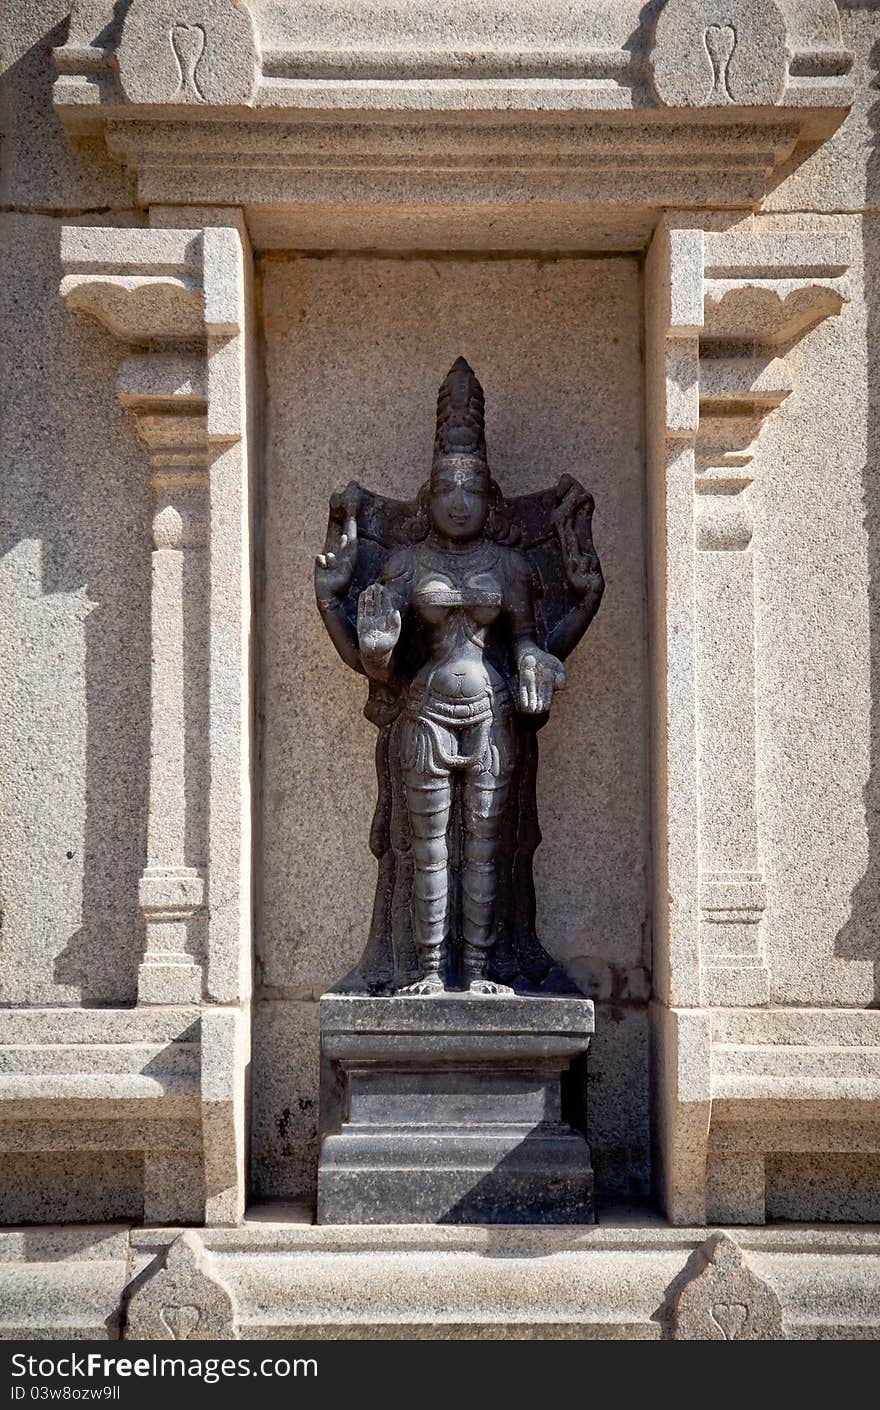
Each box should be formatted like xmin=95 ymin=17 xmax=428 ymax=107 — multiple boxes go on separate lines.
xmin=651 ymin=220 xmax=851 ymax=514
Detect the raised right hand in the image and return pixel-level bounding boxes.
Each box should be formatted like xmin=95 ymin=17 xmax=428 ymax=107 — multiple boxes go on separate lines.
xmin=357 ymin=582 xmax=402 ymax=668
xmin=315 ymin=504 xmax=358 ymax=603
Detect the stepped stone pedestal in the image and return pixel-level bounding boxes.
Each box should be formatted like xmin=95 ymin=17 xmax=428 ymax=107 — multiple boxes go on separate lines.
xmin=317 ymin=993 xmax=595 ymax=1225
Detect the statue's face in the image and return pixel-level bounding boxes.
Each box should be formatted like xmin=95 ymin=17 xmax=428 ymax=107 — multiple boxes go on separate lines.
xmin=429 ymin=456 xmax=490 ymax=541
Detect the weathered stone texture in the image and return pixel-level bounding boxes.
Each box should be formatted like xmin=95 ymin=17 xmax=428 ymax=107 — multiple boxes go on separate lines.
xmin=766 ymin=5 xmax=880 ymax=213
xmin=0 ymin=212 xmax=150 ymax=1005
xmin=754 ymin=213 xmax=877 ymax=1005
xmin=670 ymin=1232 xmax=784 ymax=1340
xmin=124 ymin=1231 xmax=238 ymax=1340
xmin=117 ymin=0 xmax=259 ymax=108
xmin=588 ymin=1002 xmax=651 ymax=1201
xmin=250 ymin=999 xmax=321 ymax=1203
xmin=0 ymin=2 xmax=134 ymax=211
xmin=0 ymin=1151 xmax=143 ymax=1225
xmin=651 ymin=0 xmax=788 ymax=109
xmin=0 ymin=1226 xmax=130 ymax=1341
xmin=766 ymin=1153 xmax=880 ymax=1222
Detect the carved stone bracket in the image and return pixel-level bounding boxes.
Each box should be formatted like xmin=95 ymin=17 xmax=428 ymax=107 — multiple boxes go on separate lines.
xmin=60 ymin=214 xmax=255 ymax=1224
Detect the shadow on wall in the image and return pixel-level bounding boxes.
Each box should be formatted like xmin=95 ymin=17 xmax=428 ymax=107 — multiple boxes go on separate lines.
xmin=836 ymin=37 xmax=880 ymax=1005
xmin=0 ymin=213 xmax=150 ymax=1006
xmin=0 ymin=9 xmax=135 ymax=213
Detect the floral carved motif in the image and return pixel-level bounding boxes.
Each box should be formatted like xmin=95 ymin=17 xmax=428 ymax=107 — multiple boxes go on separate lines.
xmin=670 ymin=1232 xmax=784 ymax=1339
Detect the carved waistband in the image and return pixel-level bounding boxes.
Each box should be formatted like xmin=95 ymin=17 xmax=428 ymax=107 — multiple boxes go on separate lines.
xmin=406 ymin=684 xmax=511 ymax=726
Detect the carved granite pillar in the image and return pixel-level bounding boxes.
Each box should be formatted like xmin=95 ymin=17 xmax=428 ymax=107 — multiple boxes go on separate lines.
xmin=647 ymin=217 xmax=850 ymax=1222
xmin=696 ymin=234 xmax=848 ymax=1008
xmin=130 ymin=384 xmax=210 ymax=1005
xmin=694 ymin=383 xmax=777 ymax=1009
xmin=59 ymin=217 xmax=255 ymax=1224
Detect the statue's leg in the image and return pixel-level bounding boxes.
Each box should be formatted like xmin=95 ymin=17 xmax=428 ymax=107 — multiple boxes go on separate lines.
xmin=461 ymin=753 xmax=513 ymax=995
xmin=399 ymin=767 xmax=452 ymax=993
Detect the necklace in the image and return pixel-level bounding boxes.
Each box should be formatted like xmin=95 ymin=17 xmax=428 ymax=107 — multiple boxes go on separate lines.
xmin=424 ymin=532 xmax=496 ymax=561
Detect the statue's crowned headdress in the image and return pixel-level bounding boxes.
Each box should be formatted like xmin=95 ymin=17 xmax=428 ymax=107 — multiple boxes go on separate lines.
xmin=434 ymin=357 xmax=487 ymax=463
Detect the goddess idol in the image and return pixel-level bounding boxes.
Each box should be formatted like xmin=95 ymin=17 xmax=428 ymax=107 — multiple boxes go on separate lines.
xmin=315 ymin=358 xmax=604 ymax=995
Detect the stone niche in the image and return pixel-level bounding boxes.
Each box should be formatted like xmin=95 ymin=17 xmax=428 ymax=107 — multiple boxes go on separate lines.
xmin=4 ymin=0 xmax=880 ymax=1339
xmin=254 ymin=252 xmax=650 ymax=1203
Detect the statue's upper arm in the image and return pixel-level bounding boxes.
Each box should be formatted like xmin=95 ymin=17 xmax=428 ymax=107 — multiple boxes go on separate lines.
xmin=503 ymin=548 xmax=539 ymax=639
xmin=381 ymin=547 xmax=415 ymax=612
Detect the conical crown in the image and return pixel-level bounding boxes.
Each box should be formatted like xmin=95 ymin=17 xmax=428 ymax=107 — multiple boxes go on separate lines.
xmin=433 ymin=356 xmax=487 ymax=460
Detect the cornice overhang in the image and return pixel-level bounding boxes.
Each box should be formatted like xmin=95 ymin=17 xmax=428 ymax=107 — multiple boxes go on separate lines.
xmin=54 ymin=0 xmax=854 ymax=235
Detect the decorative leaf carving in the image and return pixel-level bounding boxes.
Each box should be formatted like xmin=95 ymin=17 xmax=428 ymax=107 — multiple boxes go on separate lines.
xmin=171 ymin=24 xmax=208 ymax=102
xmin=670 ymin=1232 xmax=784 ymax=1340
xmin=124 ymin=1232 xmax=238 ymax=1341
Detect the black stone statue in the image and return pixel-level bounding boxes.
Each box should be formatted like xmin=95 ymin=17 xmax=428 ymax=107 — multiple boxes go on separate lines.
xmin=315 ymin=357 xmax=604 ymax=995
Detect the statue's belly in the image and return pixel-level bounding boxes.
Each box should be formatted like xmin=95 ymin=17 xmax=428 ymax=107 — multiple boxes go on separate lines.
xmin=428 ymin=657 xmax=490 ymax=701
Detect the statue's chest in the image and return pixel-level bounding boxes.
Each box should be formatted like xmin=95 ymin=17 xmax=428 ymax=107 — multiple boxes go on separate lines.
xmin=413 ymin=560 xmax=503 ymax=627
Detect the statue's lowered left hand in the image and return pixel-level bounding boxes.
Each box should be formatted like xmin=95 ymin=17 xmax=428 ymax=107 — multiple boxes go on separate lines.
xmin=516 ymin=646 xmax=566 ymax=714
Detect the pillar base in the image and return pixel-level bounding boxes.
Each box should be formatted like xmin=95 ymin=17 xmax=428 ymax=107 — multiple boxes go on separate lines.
xmin=138 ymin=958 xmax=202 ymax=1005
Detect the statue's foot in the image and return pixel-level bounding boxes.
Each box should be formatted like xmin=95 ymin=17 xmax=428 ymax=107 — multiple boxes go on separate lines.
xmin=467 ymin=978 xmax=514 ymax=995
xmin=397 ymin=973 xmax=446 ymax=996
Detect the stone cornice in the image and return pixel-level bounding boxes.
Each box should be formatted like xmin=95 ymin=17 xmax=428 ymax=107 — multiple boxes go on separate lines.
xmin=54 ymin=0 xmax=853 ymax=120
xmin=53 ymin=0 xmax=853 ymax=224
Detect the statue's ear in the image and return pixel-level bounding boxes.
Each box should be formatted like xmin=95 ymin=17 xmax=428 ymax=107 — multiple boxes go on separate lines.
xmin=402 ymin=481 xmax=431 ymax=543
xmin=486 ymin=479 xmax=519 ymax=545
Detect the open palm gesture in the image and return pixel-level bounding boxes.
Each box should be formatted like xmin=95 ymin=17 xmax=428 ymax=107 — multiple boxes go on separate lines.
xmin=357 ymin=582 xmax=401 ymax=674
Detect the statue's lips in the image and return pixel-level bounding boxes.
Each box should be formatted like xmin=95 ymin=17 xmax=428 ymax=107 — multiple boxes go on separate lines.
xmin=418 ymin=587 xmax=501 ymax=607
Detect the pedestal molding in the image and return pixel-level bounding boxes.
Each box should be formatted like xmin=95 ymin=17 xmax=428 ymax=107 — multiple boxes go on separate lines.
xmin=5 ymin=1219 xmax=880 ymax=1340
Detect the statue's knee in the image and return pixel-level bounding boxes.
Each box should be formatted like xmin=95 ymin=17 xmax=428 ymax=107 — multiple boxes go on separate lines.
xmin=465 ymin=781 xmax=508 ymax=827
xmin=409 ymin=809 xmax=450 ymax=846
xmin=463 ymin=830 xmax=495 ymax=866
xmin=405 ymin=778 xmax=451 ymax=837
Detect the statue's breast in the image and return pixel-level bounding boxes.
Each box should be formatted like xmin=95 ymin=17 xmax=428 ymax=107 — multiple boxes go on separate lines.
xmin=414 ymin=567 xmax=502 ymax=625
